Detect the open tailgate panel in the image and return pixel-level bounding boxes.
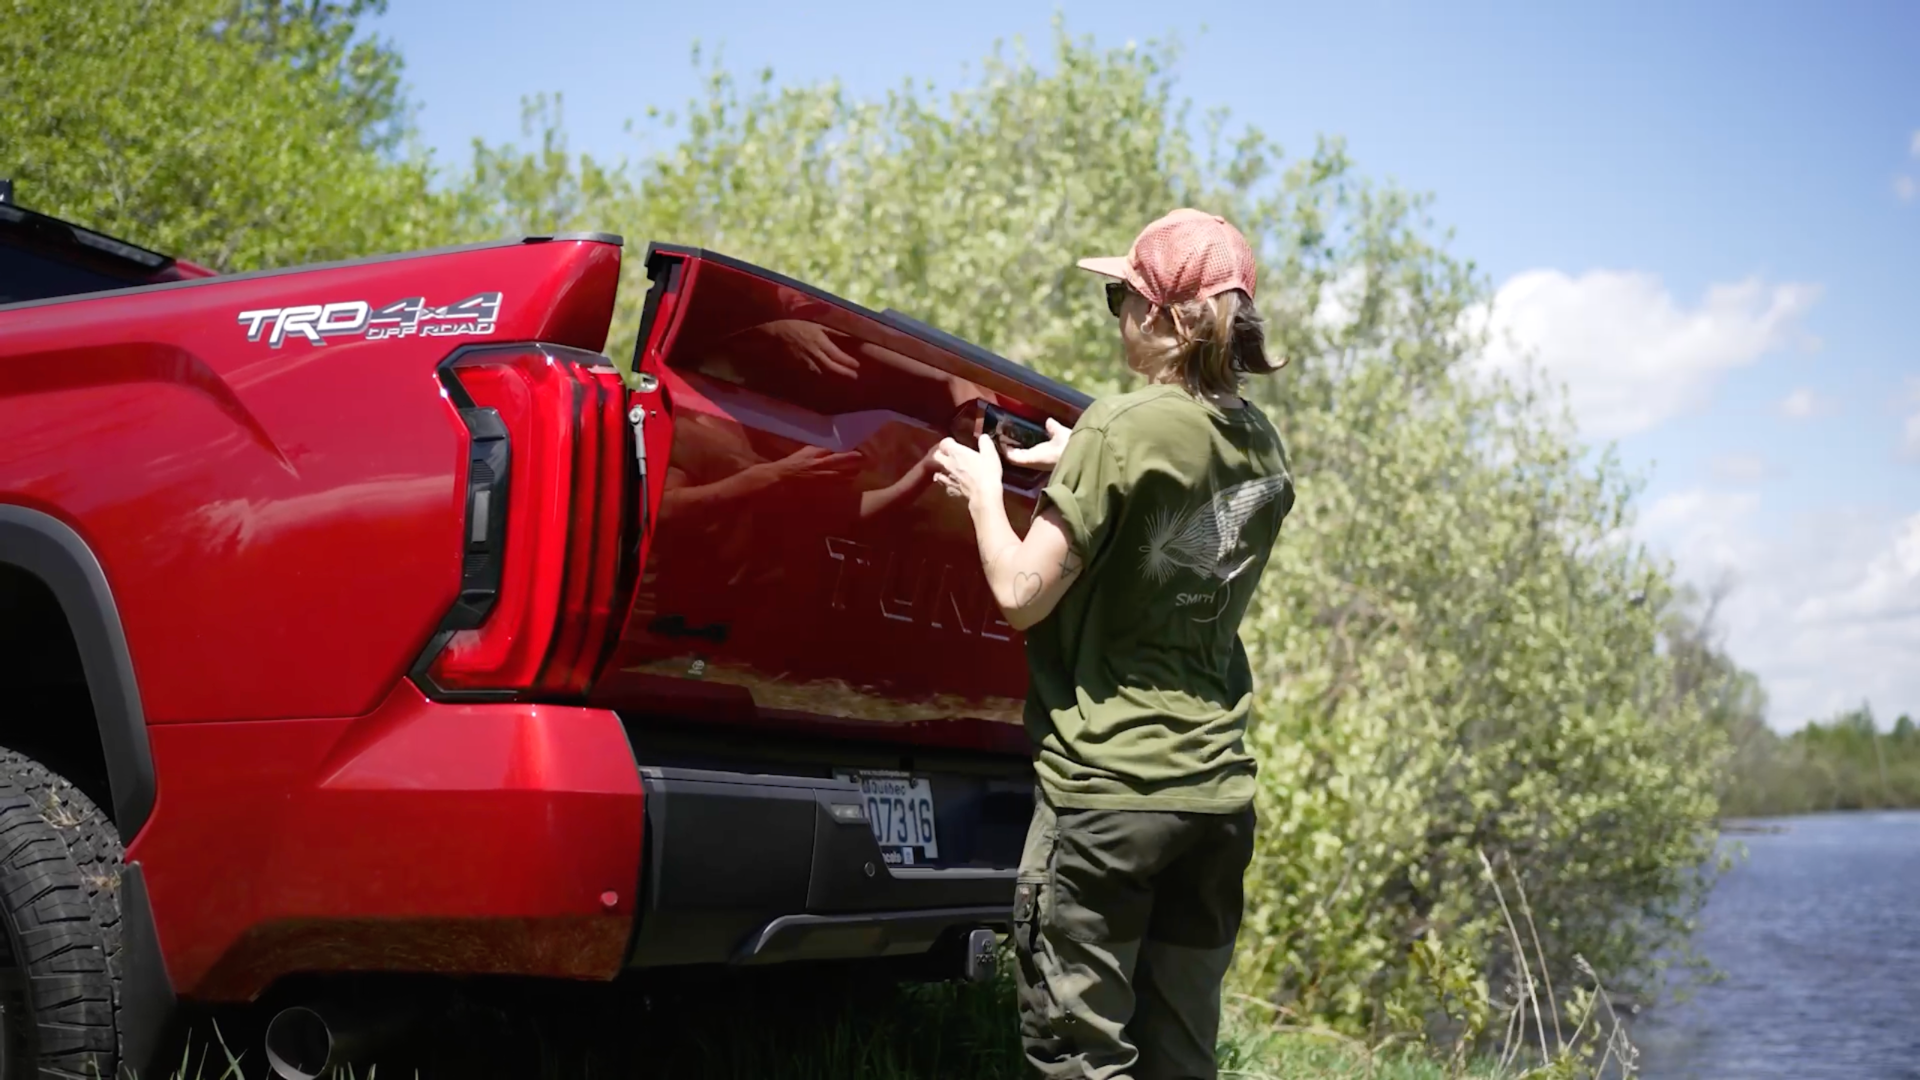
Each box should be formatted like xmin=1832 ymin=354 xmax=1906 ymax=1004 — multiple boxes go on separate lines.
xmin=589 ymin=247 xmax=1091 ymax=755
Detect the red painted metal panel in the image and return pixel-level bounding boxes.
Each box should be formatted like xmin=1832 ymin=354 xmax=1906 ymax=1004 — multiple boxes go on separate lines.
xmin=0 ymin=238 xmax=622 ymax=725
xmin=593 ymin=254 xmax=1085 ymax=755
xmin=127 ymin=681 xmax=642 ymax=1001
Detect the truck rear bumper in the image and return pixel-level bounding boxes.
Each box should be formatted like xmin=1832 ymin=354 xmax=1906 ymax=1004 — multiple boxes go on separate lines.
xmin=129 ymin=684 xmax=1029 ymax=1001
xmin=131 ymin=681 xmax=646 ymax=1001
xmin=628 ymin=766 xmax=1025 ymax=969
xmin=737 ymin=906 xmax=1011 ymax=966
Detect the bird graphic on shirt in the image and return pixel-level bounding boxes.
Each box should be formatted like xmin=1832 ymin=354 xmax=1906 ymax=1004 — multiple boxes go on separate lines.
xmin=1140 ymin=474 xmax=1293 ymax=588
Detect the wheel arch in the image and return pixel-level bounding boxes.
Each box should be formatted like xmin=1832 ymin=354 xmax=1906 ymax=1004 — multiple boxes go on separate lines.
xmin=0 ymin=504 xmax=157 ymax=838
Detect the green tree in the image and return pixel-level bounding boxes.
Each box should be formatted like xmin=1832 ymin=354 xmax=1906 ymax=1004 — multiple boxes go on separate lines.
xmin=1667 ymin=583 xmax=1784 ymax=819
xmin=465 ymin=24 xmax=1732 ymax=1040
xmin=1726 ymin=699 xmax=1920 ymax=816
xmin=0 ymin=0 xmax=471 ymax=270
xmin=9 ymin=0 xmax=1746 ymax=1048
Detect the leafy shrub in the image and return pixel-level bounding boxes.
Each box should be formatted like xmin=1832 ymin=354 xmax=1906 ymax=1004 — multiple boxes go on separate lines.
xmin=10 ymin=4 xmax=1733 ymax=1049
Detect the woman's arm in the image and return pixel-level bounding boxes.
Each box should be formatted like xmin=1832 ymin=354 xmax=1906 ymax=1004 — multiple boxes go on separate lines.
xmin=970 ymin=499 xmax=1083 ymax=631
xmin=858 ymin=442 xmax=940 ymax=522
xmin=932 ymin=434 xmax=1083 ymax=631
xmin=659 ymin=446 xmax=865 ymax=523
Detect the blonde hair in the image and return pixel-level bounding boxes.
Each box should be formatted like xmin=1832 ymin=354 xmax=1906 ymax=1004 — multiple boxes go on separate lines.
xmin=1127 ymin=289 xmax=1280 ymax=397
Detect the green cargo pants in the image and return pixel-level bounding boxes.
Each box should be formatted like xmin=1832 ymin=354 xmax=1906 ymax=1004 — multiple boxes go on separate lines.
xmin=1012 ymin=794 xmax=1257 ymax=1080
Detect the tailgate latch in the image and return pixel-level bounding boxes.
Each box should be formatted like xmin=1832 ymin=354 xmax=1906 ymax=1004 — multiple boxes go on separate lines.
xmin=627 ymin=403 xmax=648 ymax=522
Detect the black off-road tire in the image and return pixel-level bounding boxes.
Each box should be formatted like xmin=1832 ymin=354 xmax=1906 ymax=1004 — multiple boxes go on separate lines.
xmin=0 ymin=749 xmax=122 ymax=1080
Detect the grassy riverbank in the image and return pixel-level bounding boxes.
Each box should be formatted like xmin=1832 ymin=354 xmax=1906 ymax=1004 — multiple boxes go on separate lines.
xmin=25 ymin=8 xmax=1721 ymax=1075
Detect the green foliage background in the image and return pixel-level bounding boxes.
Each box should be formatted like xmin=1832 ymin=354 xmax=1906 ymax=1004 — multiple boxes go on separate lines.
xmin=1 ymin=0 xmax=470 ymax=268
xmin=1721 ymin=703 xmax=1920 ymax=817
xmin=4 ymin=0 xmax=1773 ymax=1051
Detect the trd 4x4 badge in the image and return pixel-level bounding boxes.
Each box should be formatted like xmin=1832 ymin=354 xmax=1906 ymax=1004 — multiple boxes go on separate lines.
xmin=237 ymin=292 xmax=503 ymax=348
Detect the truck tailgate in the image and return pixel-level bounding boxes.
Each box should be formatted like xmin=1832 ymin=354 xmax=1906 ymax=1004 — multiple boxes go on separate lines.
xmin=590 ymin=247 xmax=1090 ymax=756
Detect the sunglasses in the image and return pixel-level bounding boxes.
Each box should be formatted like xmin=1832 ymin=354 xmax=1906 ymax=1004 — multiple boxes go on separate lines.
xmin=1104 ymin=281 xmax=1131 ymax=318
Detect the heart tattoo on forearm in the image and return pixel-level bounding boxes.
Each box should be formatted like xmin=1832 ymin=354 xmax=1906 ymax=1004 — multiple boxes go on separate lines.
xmin=1013 ymin=571 xmax=1044 ymax=606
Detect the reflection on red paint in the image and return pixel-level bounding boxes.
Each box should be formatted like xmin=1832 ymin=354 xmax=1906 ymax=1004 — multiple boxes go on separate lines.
xmin=593 ymin=254 xmax=1084 ymax=752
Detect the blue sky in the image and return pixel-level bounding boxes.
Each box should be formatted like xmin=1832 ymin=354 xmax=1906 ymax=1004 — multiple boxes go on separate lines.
xmin=377 ymin=0 xmax=1919 ymax=729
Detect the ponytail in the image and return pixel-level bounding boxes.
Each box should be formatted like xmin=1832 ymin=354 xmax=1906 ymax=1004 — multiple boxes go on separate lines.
xmin=1132 ymin=289 xmax=1281 ymax=397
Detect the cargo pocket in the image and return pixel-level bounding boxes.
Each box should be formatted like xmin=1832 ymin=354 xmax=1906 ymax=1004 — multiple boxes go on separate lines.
xmin=1014 ymin=794 xmax=1058 ymax=957
xmin=1012 ymin=880 xmax=1042 ymax=956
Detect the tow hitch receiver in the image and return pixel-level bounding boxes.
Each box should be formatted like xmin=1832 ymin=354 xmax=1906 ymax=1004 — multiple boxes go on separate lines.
xmin=964 ymin=928 xmax=999 ymax=984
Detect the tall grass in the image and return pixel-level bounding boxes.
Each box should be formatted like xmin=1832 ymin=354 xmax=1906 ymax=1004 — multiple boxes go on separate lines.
xmin=159 ymin=926 xmax=1636 ymax=1080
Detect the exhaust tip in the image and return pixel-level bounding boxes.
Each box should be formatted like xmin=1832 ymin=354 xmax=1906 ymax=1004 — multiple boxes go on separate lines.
xmin=264 ymin=1005 xmax=334 ymax=1080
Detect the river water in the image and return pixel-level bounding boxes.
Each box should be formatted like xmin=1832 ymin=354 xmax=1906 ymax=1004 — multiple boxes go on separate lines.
xmin=1633 ymin=811 xmax=1920 ymax=1080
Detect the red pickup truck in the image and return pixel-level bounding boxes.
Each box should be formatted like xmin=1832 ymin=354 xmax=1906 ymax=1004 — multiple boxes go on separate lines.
xmin=0 ymin=192 xmax=1087 ymax=1079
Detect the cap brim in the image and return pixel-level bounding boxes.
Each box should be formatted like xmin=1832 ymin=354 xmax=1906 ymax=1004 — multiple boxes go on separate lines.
xmin=1075 ymin=256 xmax=1131 ymax=280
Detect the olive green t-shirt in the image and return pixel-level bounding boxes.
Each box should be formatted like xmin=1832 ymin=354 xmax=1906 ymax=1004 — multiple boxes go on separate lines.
xmin=1025 ymin=383 xmax=1294 ymax=813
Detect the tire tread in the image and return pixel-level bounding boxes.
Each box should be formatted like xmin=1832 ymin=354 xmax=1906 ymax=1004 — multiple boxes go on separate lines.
xmin=0 ymin=750 xmax=123 ymax=1080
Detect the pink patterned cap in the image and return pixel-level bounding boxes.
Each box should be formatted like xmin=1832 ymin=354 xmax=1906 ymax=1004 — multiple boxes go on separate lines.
xmin=1077 ymin=208 xmax=1258 ymax=307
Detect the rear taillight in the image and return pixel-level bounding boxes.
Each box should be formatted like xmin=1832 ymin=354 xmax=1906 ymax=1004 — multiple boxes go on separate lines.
xmin=413 ymin=343 xmax=632 ymax=700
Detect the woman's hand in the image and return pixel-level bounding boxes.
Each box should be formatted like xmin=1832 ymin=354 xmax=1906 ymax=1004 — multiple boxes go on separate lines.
xmin=768 ymin=445 xmax=866 ymax=483
xmin=859 ymin=441 xmax=942 ymax=521
xmin=752 ymin=320 xmax=862 ymax=379
xmin=937 ymin=434 xmax=1082 ymax=631
xmin=932 ymin=434 xmax=1003 ymax=511
xmin=1001 ymin=418 xmax=1073 ymax=471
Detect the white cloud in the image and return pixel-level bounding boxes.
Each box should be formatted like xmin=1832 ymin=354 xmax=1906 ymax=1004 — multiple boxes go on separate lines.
xmin=1896 ymin=175 xmax=1917 ymax=203
xmin=1469 ymin=270 xmax=1822 ymax=438
xmin=1778 ymin=386 xmax=1835 ymax=420
xmin=1310 ymin=265 xmax=1369 ymax=333
xmin=1643 ymin=489 xmax=1765 ymax=577
xmin=1642 ymin=492 xmax=1920 ymax=729
xmin=1796 ymin=515 xmax=1920 ymax=625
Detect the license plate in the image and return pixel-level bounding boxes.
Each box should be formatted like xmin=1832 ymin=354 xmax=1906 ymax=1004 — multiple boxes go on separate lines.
xmin=846 ymin=771 xmax=939 ymax=866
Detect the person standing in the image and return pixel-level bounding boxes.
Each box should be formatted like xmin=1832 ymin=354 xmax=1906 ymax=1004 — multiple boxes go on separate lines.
xmin=932 ymin=208 xmax=1295 ymax=1079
